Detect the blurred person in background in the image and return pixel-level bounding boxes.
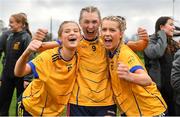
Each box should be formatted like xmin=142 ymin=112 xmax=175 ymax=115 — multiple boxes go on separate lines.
xmin=144 ymin=16 xmax=179 ymax=115
xmin=0 ymin=13 xmax=32 ymax=116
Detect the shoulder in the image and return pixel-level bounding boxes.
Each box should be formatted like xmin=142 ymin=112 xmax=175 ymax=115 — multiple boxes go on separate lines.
xmin=21 ymin=31 xmax=31 ymax=39
xmin=120 ymin=44 xmax=133 ymax=53
xmin=39 ymin=47 xmax=59 ymax=60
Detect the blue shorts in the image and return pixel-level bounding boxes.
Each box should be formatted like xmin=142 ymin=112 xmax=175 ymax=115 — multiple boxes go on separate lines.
xmin=68 ymin=103 xmax=117 ymax=116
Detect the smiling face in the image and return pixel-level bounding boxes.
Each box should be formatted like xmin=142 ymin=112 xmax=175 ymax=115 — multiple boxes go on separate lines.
xmin=101 ymin=17 xmax=124 ymax=52
xmin=59 ymin=22 xmax=81 ymax=50
xmin=79 ymin=11 xmax=100 ymax=40
xmin=9 ymin=16 xmax=23 ymax=32
xmin=160 ymin=19 xmax=175 ymax=37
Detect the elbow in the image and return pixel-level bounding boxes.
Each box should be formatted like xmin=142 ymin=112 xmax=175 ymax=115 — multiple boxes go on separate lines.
xmin=142 ymin=75 xmax=153 ymax=86
xmin=14 ymin=67 xmax=24 ymax=77
xmin=145 ymin=80 xmax=152 ymax=86
xmin=141 ymin=80 xmax=152 ymax=86
xmin=14 ymin=70 xmax=22 ymax=77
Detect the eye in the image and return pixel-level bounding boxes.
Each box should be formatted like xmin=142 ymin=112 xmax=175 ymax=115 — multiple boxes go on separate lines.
xmin=74 ymin=29 xmax=79 ymax=33
xmin=84 ymin=20 xmax=89 ymax=24
xmin=101 ymin=28 xmax=107 ymax=32
xmin=64 ymin=30 xmax=70 ymax=33
xmin=110 ymin=28 xmax=116 ymax=32
xmin=92 ymin=20 xmax=98 ymax=24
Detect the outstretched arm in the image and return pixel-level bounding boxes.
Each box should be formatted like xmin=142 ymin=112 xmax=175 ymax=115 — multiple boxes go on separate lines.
xmin=33 ymin=28 xmax=60 ymax=52
xmin=38 ymin=41 xmax=59 ymax=52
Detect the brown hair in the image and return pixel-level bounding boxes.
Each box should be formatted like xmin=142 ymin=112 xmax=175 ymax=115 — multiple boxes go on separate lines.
xmin=58 ymin=21 xmax=80 ymax=37
xmin=11 ymin=13 xmax=32 ymax=37
xmin=79 ymin=6 xmax=101 ymax=23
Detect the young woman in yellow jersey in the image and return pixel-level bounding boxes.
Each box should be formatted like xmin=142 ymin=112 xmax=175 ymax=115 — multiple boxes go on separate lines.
xmin=101 ymin=16 xmax=167 ymax=116
xmin=14 ymin=21 xmax=81 ymax=116
xmin=34 ymin=6 xmax=149 ymax=116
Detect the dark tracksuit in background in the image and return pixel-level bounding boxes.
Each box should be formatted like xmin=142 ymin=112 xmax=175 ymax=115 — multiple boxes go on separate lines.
xmin=0 ymin=30 xmax=32 ymax=116
xmin=0 ymin=30 xmax=11 ymax=66
xmin=171 ymin=49 xmax=180 ymax=116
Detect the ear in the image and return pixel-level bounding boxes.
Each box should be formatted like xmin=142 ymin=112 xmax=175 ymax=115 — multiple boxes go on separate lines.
xmin=160 ymin=25 xmax=164 ymax=30
xmin=120 ymin=31 xmax=124 ymax=38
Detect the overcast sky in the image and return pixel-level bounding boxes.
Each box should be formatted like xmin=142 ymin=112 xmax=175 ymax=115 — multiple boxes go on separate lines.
xmin=0 ymin=0 xmax=180 ymax=38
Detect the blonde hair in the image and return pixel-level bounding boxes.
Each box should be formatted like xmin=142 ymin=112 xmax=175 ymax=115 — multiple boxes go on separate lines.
xmin=102 ymin=16 xmax=127 ymax=44
xmin=79 ymin=6 xmax=101 ymax=23
xmin=58 ymin=21 xmax=80 ymax=37
xmin=102 ymin=16 xmax=126 ymax=32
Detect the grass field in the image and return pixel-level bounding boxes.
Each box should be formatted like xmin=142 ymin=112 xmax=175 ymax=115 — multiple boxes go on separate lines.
xmin=0 ymin=56 xmax=16 ymax=116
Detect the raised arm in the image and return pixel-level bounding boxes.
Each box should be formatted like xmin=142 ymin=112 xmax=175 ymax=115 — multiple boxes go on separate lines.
xmin=127 ymin=27 xmax=149 ymax=51
xmin=14 ymin=40 xmax=42 ymax=77
xmin=32 ymin=29 xmax=60 ymax=52
xmin=38 ymin=41 xmax=59 ymax=52
xmin=14 ymin=29 xmax=47 ymax=77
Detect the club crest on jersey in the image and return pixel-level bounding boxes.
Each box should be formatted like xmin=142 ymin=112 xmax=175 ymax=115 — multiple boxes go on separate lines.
xmin=67 ymin=64 xmax=72 ymax=72
xmin=128 ymin=55 xmax=135 ymax=65
xmin=13 ymin=42 xmax=20 ymax=50
xmin=110 ymin=61 xmax=114 ymax=70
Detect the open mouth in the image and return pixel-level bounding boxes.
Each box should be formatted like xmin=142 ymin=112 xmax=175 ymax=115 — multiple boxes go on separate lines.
xmin=87 ymin=30 xmax=95 ymax=34
xmin=104 ymin=38 xmax=112 ymax=42
xmin=69 ymin=38 xmax=77 ymax=42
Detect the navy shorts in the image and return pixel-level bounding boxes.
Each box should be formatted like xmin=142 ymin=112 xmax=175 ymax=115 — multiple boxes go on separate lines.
xmin=68 ymin=103 xmax=117 ymax=116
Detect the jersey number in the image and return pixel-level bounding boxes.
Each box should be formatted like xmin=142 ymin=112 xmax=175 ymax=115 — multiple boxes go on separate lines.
xmin=92 ymin=45 xmax=96 ymax=51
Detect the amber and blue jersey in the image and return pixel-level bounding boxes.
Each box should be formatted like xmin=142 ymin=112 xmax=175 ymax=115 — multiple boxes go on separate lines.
xmin=22 ymin=47 xmax=78 ymax=116
xmin=109 ymin=44 xmax=167 ymax=116
xmin=69 ymin=37 xmax=114 ymax=106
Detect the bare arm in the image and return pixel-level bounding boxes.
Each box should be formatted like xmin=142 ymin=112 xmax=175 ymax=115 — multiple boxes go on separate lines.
xmin=127 ymin=28 xmax=149 ymax=51
xmin=14 ymin=40 xmax=42 ymax=77
xmin=117 ymin=63 xmax=152 ymax=86
xmin=38 ymin=41 xmax=59 ymax=52
xmin=32 ymin=28 xmax=60 ymax=52
xmin=14 ymin=29 xmax=47 ymax=77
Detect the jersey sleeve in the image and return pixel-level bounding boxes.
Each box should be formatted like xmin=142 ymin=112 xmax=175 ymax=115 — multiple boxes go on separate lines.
xmin=28 ymin=51 xmax=50 ymax=82
xmin=119 ymin=45 xmax=144 ymax=73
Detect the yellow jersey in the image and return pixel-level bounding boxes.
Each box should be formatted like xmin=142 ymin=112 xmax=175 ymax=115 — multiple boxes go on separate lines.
xmin=109 ymin=44 xmax=167 ymax=116
xmin=69 ymin=37 xmax=114 ymax=106
xmin=22 ymin=47 xmax=78 ymax=116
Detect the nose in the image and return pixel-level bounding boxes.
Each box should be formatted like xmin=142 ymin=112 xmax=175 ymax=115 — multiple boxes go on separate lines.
xmin=104 ymin=30 xmax=110 ymax=36
xmin=88 ymin=23 xmax=94 ymax=29
xmin=69 ymin=31 xmax=76 ymax=36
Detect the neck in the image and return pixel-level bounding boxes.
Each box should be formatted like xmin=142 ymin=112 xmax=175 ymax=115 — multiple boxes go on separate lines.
xmin=60 ymin=47 xmax=76 ymax=61
xmin=83 ymin=35 xmax=98 ymax=41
